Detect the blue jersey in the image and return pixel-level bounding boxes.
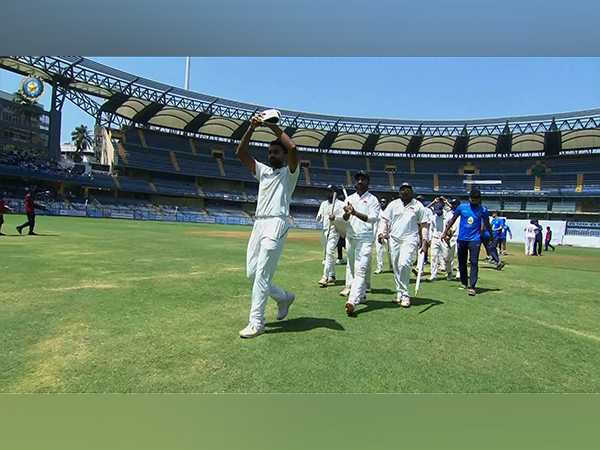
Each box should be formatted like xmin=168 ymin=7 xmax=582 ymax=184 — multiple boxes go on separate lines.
xmin=491 ymin=217 xmax=505 ymax=238
xmin=500 ymin=224 xmax=511 ymax=240
xmin=455 ymin=203 xmax=489 ymax=242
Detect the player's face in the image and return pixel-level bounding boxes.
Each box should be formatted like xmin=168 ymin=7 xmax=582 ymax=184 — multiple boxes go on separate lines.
xmin=380 ymin=199 xmax=387 ymax=209
xmin=399 ymin=186 xmax=413 ymax=202
xmin=470 ymin=194 xmax=481 ymax=206
xmin=355 ymin=175 xmax=369 ymax=193
xmin=268 ymin=144 xmax=286 ymax=168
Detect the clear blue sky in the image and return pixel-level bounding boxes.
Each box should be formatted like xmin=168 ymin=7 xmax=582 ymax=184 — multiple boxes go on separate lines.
xmin=1 ymin=57 xmax=600 ymax=143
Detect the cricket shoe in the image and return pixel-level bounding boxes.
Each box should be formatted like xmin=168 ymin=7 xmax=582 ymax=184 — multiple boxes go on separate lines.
xmin=276 ymin=292 xmax=295 ymax=320
xmin=326 ymin=276 xmax=336 ymax=286
xmin=495 ymin=262 xmax=505 ymax=271
xmin=239 ymin=323 xmax=265 ymax=339
xmin=339 ymin=287 xmax=350 ymax=297
xmin=336 ymin=259 xmax=345 ymax=265
xmin=374 ymin=269 xmax=382 ymax=274
xmin=393 ymin=294 xmax=402 ymax=305
xmin=318 ymin=276 xmax=328 ymax=287
xmin=468 ymin=288 xmax=477 ymax=297
xmin=400 ymin=296 xmax=411 ymax=308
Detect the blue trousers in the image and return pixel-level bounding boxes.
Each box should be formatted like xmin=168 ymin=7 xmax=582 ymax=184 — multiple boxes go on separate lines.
xmin=457 ymin=240 xmax=481 ymax=289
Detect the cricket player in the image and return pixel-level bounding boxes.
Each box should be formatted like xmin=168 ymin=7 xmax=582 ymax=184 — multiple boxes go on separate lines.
xmin=316 ymin=186 xmax=345 ymax=287
xmin=524 ymin=220 xmax=537 ymax=256
xmin=0 ymin=193 xmax=14 ymax=236
xmin=441 ymin=188 xmax=493 ymax=296
xmin=545 ymin=226 xmax=555 ymax=251
xmin=428 ymin=197 xmax=447 ymax=281
xmin=441 ymin=198 xmax=460 ymax=280
xmin=235 ymin=112 xmax=299 ymax=339
xmin=374 ymin=197 xmax=391 ymax=274
xmin=533 ymin=219 xmax=543 ymax=256
xmin=341 ymin=171 xmax=380 ymax=316
xmin=377 ymin=182 xmax=429 ymax=307
xmin=497 ymin=222 xmax=512 ymax=255
xmin=16 ymin=187 xmax=44 ymax=236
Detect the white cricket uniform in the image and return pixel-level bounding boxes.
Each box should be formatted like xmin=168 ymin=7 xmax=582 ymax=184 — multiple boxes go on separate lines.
xmin=344 ymin=191 xmax=380 ymax=306
xmin=379 ymin=198 xmax=428 ymax=298
xmin=428 ymin=209 xmax=446 ymax=280
xmin=316 ymin=199 xmax=345 ymax=279
xmin=443 ymin=209 xmax=459 ymax=278
xmin=524 ymin=223 xmax=537 ymax=255
xmin=375 ymin=207 xmax=390 ymax=272
xmin=246 ymin=161 xmax=300 ymax=327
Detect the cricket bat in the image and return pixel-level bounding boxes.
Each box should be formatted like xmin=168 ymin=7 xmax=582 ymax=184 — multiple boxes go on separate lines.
xmin=414 ymin=250 xmax=426 ymax=295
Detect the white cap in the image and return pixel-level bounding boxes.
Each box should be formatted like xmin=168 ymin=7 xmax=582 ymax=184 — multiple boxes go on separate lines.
xmin=260 ymin=109 xmax=281 ymax=124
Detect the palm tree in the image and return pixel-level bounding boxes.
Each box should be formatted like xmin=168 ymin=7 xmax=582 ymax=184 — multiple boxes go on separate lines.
xmin=71 ymin=125 xmax=93 ymax=163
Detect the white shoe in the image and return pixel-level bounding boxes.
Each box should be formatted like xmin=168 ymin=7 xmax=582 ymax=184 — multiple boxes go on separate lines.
xmin=400 ymin=296 xmax=411 ymax=308
xmin=318 ymin=276 xmax=328 ymax=287
xmin=336 ymin=259 xmax=345 ymax=265
xmin=276 ymin=292 xmax=295 ymax=320
xmin=339 ymin=287 xmax=350 ymax=297
xmin=393 ymin=294 xmax=402 ymax=305
xmin=326 ymin=277 xmax=336 ymax=285
xmin=239 ymin=323 xmax=265 ymax=339
xmin=374 ymin=269 xmax=382 ymax=274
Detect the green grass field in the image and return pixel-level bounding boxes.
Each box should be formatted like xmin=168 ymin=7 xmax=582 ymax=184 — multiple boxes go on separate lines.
xmin=1 ymin=214 xmax=600 ymax=393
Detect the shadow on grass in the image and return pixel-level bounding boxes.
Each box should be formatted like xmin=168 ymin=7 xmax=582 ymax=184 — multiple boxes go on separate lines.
xmin=354 ymin=297 xmax=444 ymax=316
xmin=265 ymin=317 xmax=345 ymax=333
xmin=369 ymin=287 xmax=395 ymax=295
xmin=474 ymin=287 xmax=502 ymax=294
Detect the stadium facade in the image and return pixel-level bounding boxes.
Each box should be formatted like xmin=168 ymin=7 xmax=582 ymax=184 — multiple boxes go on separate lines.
xmin=1 ymin=56 xmax=600 ymax=244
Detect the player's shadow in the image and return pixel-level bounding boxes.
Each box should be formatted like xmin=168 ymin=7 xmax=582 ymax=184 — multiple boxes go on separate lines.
xmin=369 ymin=287 xmax=395 ymax=295
xmin=355 ymin=297 xmax=444 ymax=316
xmin=474 ymin=287 xmax=502 ymax=295
xmin=265 ymin=317 xmax=345 ymax=334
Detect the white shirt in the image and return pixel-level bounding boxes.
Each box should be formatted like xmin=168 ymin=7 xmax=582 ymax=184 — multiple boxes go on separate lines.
xmin=379 ymin=198 xmax=428 ymax=242
xmin=316 ymin=199 xmax=345 ymax=230
xmin=429 ymin=210 xmax=446 ymax=236
xmin=345 ymin=191 xmax=381 ymax=240
xmin=525 ymin=223 xmax=537 ymax=239
xmin=254 ymin=161 xmax=300 ymax=218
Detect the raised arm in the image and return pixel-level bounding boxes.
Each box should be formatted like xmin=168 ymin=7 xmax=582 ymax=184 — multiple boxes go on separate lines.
xmin=263 ymin=122 xmax=298 ymax=173
xmin=235 ymin=115 xmax=261 ymax=174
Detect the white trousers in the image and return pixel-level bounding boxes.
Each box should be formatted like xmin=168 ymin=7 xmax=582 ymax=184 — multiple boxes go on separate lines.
xmin=525 ymin=237 xmax=535 ymax=255
xmin=429 ymin=234 xmax=445 ymax=280
xmin=246 ymin=217 xmax=290 ymax=327
xmin=389 ymin=237 xmax=419 ymax=298
xmin=322 ymin=226 xmax=340 ymax=279
xmin=346 ymin=237 xmax=373 ymax=305
xmin=375 ymin=237 xmax=389 ymax=272
xmin=443 ymin=239 xmax=457 ymax=278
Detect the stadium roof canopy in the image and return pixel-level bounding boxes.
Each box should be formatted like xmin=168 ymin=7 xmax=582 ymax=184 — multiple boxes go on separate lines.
xmin=3 ymin=56 xmax=600 ymax=153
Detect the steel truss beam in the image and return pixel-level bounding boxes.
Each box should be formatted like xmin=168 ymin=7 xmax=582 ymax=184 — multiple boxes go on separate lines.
xmin=3 ymin=56 xmax=600 ymax=138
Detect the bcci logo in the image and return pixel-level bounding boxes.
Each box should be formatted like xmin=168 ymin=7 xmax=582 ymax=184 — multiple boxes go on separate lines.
xmin=19 ymin=76 xmax=44 ymax=100
xmin=467 ymin=216 xmax=474 ymax=225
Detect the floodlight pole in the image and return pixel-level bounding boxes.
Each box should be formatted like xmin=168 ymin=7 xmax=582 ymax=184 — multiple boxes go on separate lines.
xmin=184 ymin=57 xmax=191 ymax=90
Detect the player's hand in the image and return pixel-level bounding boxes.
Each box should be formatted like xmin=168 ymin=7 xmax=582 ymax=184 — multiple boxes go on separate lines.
xmin=440 ymin=233 xmax=447 ymax=242
xmin=250 ymin=114 xmax=263 ymax=129
xmin=344 ymin=203 xmax=355 ymax=216
xmin=420 ymin=240 xmax=430 ymax=254
xmin=328 ymin=214 xmax=336 ymax=222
